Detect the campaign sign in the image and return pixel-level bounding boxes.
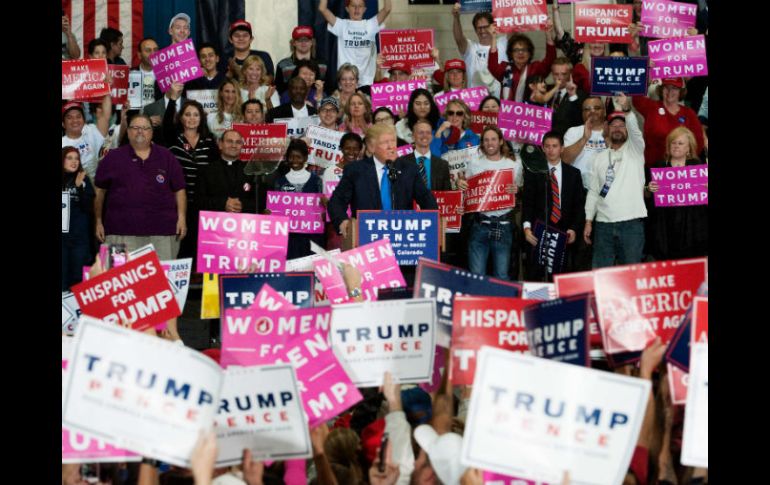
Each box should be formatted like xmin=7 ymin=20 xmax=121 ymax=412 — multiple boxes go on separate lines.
xmin=414 ymin=258 xmax=523 ymax=347
xmin=330 ymin=298 xmax=437 ymax=386
xmin=214 ymin=365 xmax=311 ymax=465
xmin=371 ymin=80 xmax=429 ymax=116
xmin=357 ymin=210 xmax=440 ymax=266
xmin=691 ymin=296 xmax=707 ymax=344
xmin=396 ymin=144 xmax=415 ymax=158
xmin=574 ymin=5 xmax=633 ymax=43
xmin=640 ymin=0 xmax=697 ymax=39
xmin=149 ymin=39 xmax=204 ymax=93
xmin=460 ymin=347 xmax=651 ymax=484
xmin=162 ymin=258 xmax=193 ymax=312
xmin=220 ymin=272 xmax=315 ymax=317
xmin=499 ymin=101 xmax=553 ymax=144
xmin=522 ymin=283 xmax=556 ymax=301
xmin=62 ymin=192 xmax=70 ymax=233
xmin=313 ymin=239 xmax=406 ymax=304
xmin=594 ymin=258 xmax=707 ymax=353
xmin=62 ymin=292 xmax=81 ymax=334
xmin=664 ymin=279 xmax=707 ymax=371
xmin=62 ymin=317 xmax=223 ymax=467
xmin=450 ymin=296 xmax=533 ymax=385
xmin=186 ymin=89 xmax=218 ymax=114
xmin=433 ymin=191 xmax=463 ymax=232
xmin=464 ymin=169 xmax=515 ymax=213
xmin=127 ymin=70 xmax=143 ymax=109
xmin=379 ymin=29 xmax=435 ymax=69
xmin=681 ymin=343 xmax=708 ymax=468
xmin=197 ymin=211 xmax=289 ymax=274
xmin=533 ymin=221 xmax=567 ymax=276
xmin=492 ymin=0 xmax=548 ymax=34
xmin=444 ymin=147 xmax=477 ymax=190
xmin=483 ymin=471 xmax=552 ymax=484
xmin=83 ymin=65 xmax=130 ymax=105
xmin=647 ymin=35 xmax=708 ymax=79
xmin=275 ymin=116 xmax=321 ymax=139
xmin=307 ymin=125 xmax=344 ymax=169
xmin=62 ymin=59 xmax=109 ymax=100
xmin=286 ymin=250 xmax=342 ymax=305
xmin=435 ymin=87 xmax=490 ymax=113
xmin=591 ymin=57 xmax=649 ymax=96
xmin=667 ymin=363 xmax=688 ymax=405
xmin=523 ymin=295 xmax=590 ymax=366
xmin=553 ymin=271 xmax=602 ymax=347
xmin=72 ymin=252 xmax=181 ymax=331
xmin=461 ymin=0 xmax=492 ymax=13
xmin=650 ymin=165 xmax=708 ymax=207
xmin=62 ymin=429 xmax=142 ymax=464
xmin=267 ymin=191 xmax=325 ymax=234
xmin=471 ymin=111 xmax=499 ymax=135
xmin=232 ymin=123 xmax=288 ymax=161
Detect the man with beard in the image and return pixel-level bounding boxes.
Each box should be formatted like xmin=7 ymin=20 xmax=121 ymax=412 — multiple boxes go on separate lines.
xmin=583 ymin=105 xmax=647 ymax=268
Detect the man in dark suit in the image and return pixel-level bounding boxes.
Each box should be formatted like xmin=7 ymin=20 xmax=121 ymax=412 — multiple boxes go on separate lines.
xmin=265 ymin=76 xmax=318 ymax=122
xmin=142 ymin=81 xmax=186 ymax=147
xmin=523 ymin=131 xmax=586 ymax=279
xmin=328 ymin=124 xmax=438 ymax=239
xmin=549 ymin=57 xmax=586 ymax=137
xmin=397 ymin=119 xmax=452 ymax=191
xmin=196 ymin=129 xmax=257 ymax=214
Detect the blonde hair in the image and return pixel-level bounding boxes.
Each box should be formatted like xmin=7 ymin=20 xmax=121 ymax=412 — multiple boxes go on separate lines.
xmin=446 ymin=99 xmax=472 ymax=130
xmin=216 ymin=79 xmax=244 ymax=124
xmin=239 ymin=55 xmax=269 ymax=87
xmin=364 ymin=123 xmax=397 ymax=150
xmin=581 ymin=43 xmax=609 ymax=73
xmin=343 ymin=92 xmax=373 ymax=127
xmin=665 ymin=126 xmax=699 ymax=162
xmin=443 ymin=68 xmax=467 ymax=92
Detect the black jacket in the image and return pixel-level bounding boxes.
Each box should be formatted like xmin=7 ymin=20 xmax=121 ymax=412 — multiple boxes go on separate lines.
xmin=196 ymin=158 xmax=258 ymax=213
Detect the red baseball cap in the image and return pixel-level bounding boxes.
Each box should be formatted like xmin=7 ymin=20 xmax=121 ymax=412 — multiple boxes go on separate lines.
xmin=444 ymin=59 xmax=466 ymax=72
xmin=292 ymin=25 xmax=314 ymax=40
xmin=389 ymin=61 xmax=411 ymax=75
xmin=229 ymin=19 xmax=252 ymax=36
xmin=661 ymin=77 xmax=685 ymax=88
xmin=62 ymin=101 xmax=84 ymax=118
xmin=607 ymin=111 xmax=627 ymax=124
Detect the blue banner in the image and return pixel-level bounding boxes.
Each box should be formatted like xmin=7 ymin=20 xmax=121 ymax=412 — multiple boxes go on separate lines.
xmin=591 ymin=56 xmax=649 ymax=96
xmin=219 ymin=273 xmax=315 ymax=315
xmin=460 ymin=0 xmax=492 ymax=13
xmin=523 ymin=295 xmax=590 ymax=367
xmin=357 ymin=211 xmax=440 ymax=266
xmin=533 ymin=221 xmax=567 ymax=276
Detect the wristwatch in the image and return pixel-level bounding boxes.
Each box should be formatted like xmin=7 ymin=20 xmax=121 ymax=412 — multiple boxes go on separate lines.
xmin=348 ymin=287 xmax=362 ymax=298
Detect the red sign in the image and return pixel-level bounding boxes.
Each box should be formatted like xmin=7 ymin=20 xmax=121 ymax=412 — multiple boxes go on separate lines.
xmin=433 ymin=191 xmax=463 ymax=232
xmin=492 ymin=0 xmax=548 ymax=33
xmin=72 ymin=252 xmax=182 ymax=332
xmin=463 ymin=169 xmax=515 ymax=213
xmin=574 ymin=5 xmax=633 ymax=43
xmin=593 ymin=258 xmax=707 ymax=354
xmin=668 ymin=363 xmax=688 ymax=405
xmin=84 ymin=65 xmax=130 ymax=105
xmin=450 ymin=296 xmax=534 ymax=385
xmin=553 ymin=270 xmax=602 ymax=347
xmin=62 ymin=59 xmax=110 ymax=100
xmin=379 ymin=29 xmax=435 ymax=69
xmin=691 ymin=296 xmax=707 ymax=344
xmin=232 ymin=123 xmax=288 ymax=161
xmin=470 ymin=111 xmax=499 ymax=135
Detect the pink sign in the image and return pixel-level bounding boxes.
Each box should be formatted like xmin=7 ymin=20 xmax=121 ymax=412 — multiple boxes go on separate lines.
xmin=313 ymin=239 xmax=406 ymax=304
xmin=62 ymin=429 xmax=141 ymax=463
xmin=434 ymin=87 xmax=489 ymax=113
xmin=379 ymin=29 xmax=435 ymax=69
xmin=197 ymin=211 xmax=289 ymax=274
xmin=499 ymin=101 xmax=553 ymax=144
xmin=149 ymin=39 xmax=204 ymax=93
xmin=396 ymin=145 xmax=414 ymax=158
xmin=266 ymin=191 xmax=325 ymax=234
xmin=371 ymin=80 xmax=428 ymax=116
xmin=483 ymin=471 xmax=550 ymax=484
xmin=648 ymin=35 xmax=708 ymax=79
xmin=641 ymin=0 xmax=697 ymax=39
xmin=324 ymin=181 xmax=350 ymax=221
xmin=492 ymin=0 xmax=548 ymax=33
xmin=650 ymin=165 xmax=707 ymax=207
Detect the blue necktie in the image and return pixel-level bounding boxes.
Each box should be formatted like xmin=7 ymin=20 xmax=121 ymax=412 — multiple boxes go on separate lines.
xmin=381 ymin=165 xmax=392 ymax=210
xmin=417 ymin=156 xmax=428 ymax=188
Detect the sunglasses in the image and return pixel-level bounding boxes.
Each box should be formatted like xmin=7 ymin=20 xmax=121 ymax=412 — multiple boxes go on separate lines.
xmin=445 ymin=110 xmax=464 ymax=117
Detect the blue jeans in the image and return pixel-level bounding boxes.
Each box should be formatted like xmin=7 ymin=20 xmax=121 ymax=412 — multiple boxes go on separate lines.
xmin=468 ymin=219 xmax=513 ymax=280
xmin=592 ymin=219 xmax=645 ymax=268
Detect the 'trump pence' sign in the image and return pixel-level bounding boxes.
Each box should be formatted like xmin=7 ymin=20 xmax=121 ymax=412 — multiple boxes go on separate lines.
xmin=461 ymin=347 xmax=650 ymax=484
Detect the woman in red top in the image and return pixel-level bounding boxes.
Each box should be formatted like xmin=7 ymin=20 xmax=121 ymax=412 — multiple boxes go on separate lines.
xmin=487 ymin=22 xmax=557 ymax=102
xmin=631 ymin=77 xmax=705 ymax=167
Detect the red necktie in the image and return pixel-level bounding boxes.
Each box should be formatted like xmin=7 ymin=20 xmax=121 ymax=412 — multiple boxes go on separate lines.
xmin=550 ymin=167 xmax=561 ymax=224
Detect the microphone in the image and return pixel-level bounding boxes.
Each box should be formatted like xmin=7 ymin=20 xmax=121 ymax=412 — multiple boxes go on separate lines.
xmin=385 ymin=159 xmax=400 ymax=182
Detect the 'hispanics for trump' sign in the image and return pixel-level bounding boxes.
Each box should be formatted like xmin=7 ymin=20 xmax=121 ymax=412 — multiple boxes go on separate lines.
xmin=62 ymin=59 xmax=110 ymax=100
xmin=591 ymin=56 xmax=649 ymax=96
xmin=470 ymin=111 xmax=499 ymax=135
xmin=640 ymin=0 xmax=697 ymax=39
xmin=574 ymin=4 xmax=633 ymax=43
xmin=499 ymin=101 xmax=553 ymax=144
xmin=647 ymin=35 xmax=708 ymax=79
xmin=650 ymin=165 xmax=708 ymax=207
xmin=492 ymin=0 xmax=548 ymax=33
xmin=523 ymin=295 xmax=590 ymax=366
xmin=149 ymin=39 xmax=204 ymax=93
xmin=434 ymin=87 xmax=490 ymax=113
xmin=461 ymin=347 xmax=651 ymax=484
xmin=371 ymin=80 xmax=429 ymax=116
xmin=464 ymin=169 xmax=515 ymax=213
xmin=267 ymin=191 xmax=325 ymax=234
xmin=232 ymin=123 xmax=288 ymax=161
xmin=357 ymin=210 xmax=440 ymax=266
xmin=197 ymin=211 xmax=289 ymax=274
xmin=379 ymin=29 xmax=435 ymax=69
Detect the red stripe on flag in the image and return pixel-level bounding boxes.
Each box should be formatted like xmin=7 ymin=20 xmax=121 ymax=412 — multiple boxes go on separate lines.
xmin=107 ymin=0 xmax=120 ymax=29
xmin=83 ymin=0 xmax=96 ymax=53
xmin=131 ymin=0 xmax=143 ymax=68
xmin=63 ymin=0 xmax=72 ymax=20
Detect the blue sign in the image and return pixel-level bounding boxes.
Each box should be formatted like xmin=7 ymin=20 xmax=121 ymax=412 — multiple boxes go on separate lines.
xmin=219 ymin=273 xmax=315 ymax=315
xmin=357 ymin=210 xmax=440 ymax=266
xmin=460 ymin=0 xmax=492 ymax=13
xmin=523 ymin=295 xmax=590 ymax=367
xmin=591 ymin=56 xmax=649 ymax=96
xmin=665 ymin=304 xmax=693 ymax=372
xmin=533 ymin=221 xmax=567 ymax=276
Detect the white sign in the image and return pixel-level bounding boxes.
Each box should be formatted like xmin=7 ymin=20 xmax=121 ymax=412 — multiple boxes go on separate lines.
xmin=62 ymin=192 xmax=71 ymax=233
xmin=215 ymin=365 xmax=311 ymax=466
xmin=330 ymin=298 xmax=437 ymax=386
xmin=522 ymin=282 xmax=557 ymax=301
xmin=163 ymin=258 xmax=193 ymax=311
xmin=275 ymin=116 xmax=321 ymax=139
xmin=307 ymin=125 xmax=344 ymax=169
xmin=187 ymin=89 xmax=219 ymax=115
xmin=461 ymin=347 xmax=651 ymax=484
xmin=286 ymin=250 xmax=341 ymax=306
xmin=61 ymin=317 xmax=224 ymax=467
xmin=681 ymin=343 xmax=708 ymax=468
xmin=62 ymin=292 xmax=81 ymax=334
xmin=444 ymin=147 xmax=478 ymax=190
xmin=127 ymin=70 xmax=143 ymax=109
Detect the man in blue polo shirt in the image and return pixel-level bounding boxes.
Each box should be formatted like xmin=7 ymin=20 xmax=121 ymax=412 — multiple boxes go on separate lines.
xmin=94 ymin=113 xmax=187 ymax=261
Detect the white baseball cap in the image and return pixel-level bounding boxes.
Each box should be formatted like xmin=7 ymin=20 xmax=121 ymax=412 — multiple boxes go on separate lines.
xmin=413 ymin=425 xmax=467 ymax=485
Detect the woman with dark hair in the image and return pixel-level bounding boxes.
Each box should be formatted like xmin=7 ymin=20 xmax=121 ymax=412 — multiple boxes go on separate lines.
xmin=373 ymin=107 xmax=408 ymax=146
xmin=62 ymin=147 xmax=95 ymax=291
xmin=487 ymin=23 xmax=556 ymax=102
xmin=479 ymin=95 xmax=501 ymax=112
xmin=395 ymin=88 xmax=441 ymax=144
xmin=280 ymin=58 xmax=325 ymax=108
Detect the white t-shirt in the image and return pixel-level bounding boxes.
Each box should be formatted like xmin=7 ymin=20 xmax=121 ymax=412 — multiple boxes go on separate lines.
xmin=328 ymin=17 xmax=382 ymax=86
xmin=62 ymin=124 xmax=105 ymax=181
xmin=207 ymin=112 xmax=233 ymax=140
xmin=240 ymin=85 xmax=280 ymax=110
xmin=466 ymin=154 xmax=521 ymax=217
xmin=463 ymin=38 xmax=508 ymax=98
xmin=563 ymin=126 xmax=607 ymax=190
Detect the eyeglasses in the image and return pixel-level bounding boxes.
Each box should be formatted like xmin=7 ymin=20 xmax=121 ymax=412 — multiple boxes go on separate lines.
xmin=445 ymin=110 xmax=464 ymax=117
xmin=129 ymin=126 xmax=152 ymax=131
xmin=582 ymin=106 xmax=604 ymax=112
xmin=374 ymin=117 xmax=392 ymax=123
xmin=294 ymin=38 xmax=312 ymax=43
xmin=475 ymin=24 xmax=490 ymax=31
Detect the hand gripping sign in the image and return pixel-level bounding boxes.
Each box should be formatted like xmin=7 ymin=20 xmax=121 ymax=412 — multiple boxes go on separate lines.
xmin=647 ymin=35 xmax=708 ymax=80
xmin=149 ymin=39 xmax=204 ymax=93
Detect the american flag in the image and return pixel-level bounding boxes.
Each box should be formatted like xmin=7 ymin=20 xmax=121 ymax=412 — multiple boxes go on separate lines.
xmin=62 ymin=0 xmax=144 ymax=68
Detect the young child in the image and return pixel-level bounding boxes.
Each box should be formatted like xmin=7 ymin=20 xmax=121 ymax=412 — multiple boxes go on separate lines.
xmin=526 ymin=74 xmax=560 ymax=106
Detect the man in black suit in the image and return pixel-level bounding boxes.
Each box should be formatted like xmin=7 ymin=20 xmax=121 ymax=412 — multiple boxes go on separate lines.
xmin=523 ymin=131 xmax=586 ymax=279
xmin=397 ymin=119 xmax=452 ymax=191
xmin=265 ymin=76 xmax=318 ymax=123
xmin=196 ymin=129 xmax=257 ymax=214
xmin=549 ymin=57 xmax=586 ymax=137
xmin=328 ymin=124 xmax=438 ymax=239
xmin=142 ymin=81 xmax=186 ymax=147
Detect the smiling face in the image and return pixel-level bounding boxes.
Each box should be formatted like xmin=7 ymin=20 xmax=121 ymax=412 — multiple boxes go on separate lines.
xmin=181 ymin=105 xmax=201 ymax=131
xmin=63 ymin=150 xmax=81 ymax=173
xmin=319 ymin=104 xmax=339 ymax=126
xmin=230 ymin=30 xmax=253 ymax=52
xmin=447 ymin=69 xmax=464 ymax=89
xmin=445 ymin=102 xmax=465 ymax=129
xmin=608 ymin=119 xmax=628 ymax=145
xmin=341 ymin=138 xmax=362 ymax=163
xmin=662 ymin=84 xmax=682 ymax=104
xmin=127 ymin=116 xmax=153 ymax=148
xmin=243 ymin=102 xmax=264 ymax=124
xmin=412 ymin=121 xmax=433 ymax=151
xmin=169 ymin=19 xmax=190 ymax=44
xmin=588 ymin=43 xmax=605 ymax=57
xmin=287 ymin=148 xmax=308 ymax=171
xmin=511 ymin=41 xmax=531 ymax=66
xmin=481 ymin=98 xmax=500 ymax=112
xmin=63 ymin=109 xmax=85 ymax=136
xmin=297 ymin=66 xmax=316 ymax=88
xmin=412 ymin=94 xmax=432 ymax=120
xmin=199 ymin=47 xmax=219 ymax=73
xmin=339 ymin=70 xmax=358 ymax=94
xmin=139 ymin=39 xmax=159 ymax=66
xmin=581 ymin=98 xmax=606 ymax=125
xmin=482 ymin=129 xmax=503 ymax=158
xmin=244 ymin=63 xmax=262 ymax=85
xmin=90 ymin=45 xmax=107 ymax=59
xmin=221 ymin=82 xmax=238 ymax=108
xmin=218 ymin=130 xmax=244 ymax=159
